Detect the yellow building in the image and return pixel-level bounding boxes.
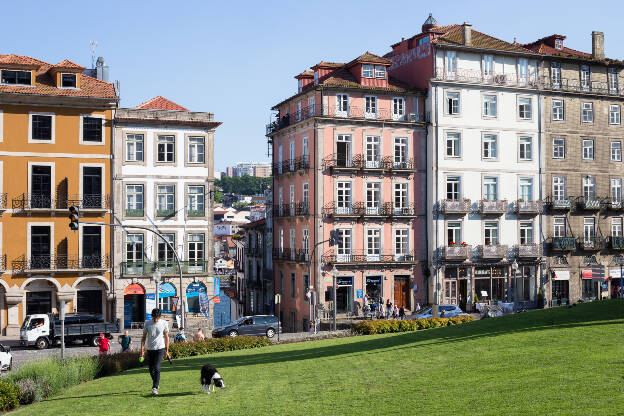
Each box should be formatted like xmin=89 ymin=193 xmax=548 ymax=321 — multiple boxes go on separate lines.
xmin=0 ymin=54 xmax=117 ymax=335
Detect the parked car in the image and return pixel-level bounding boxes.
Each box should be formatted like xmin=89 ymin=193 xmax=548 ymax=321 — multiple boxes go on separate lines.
xmin=0 ymin=343 xmax=12 ymax=372
xmin=212 ymin=315 xmax=282 ymax=338
xmin=408 ymin=305 xmax=468 ymax=319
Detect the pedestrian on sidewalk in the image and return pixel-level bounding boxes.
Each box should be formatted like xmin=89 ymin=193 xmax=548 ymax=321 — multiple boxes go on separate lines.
xmin=174 ymin=328 xmax=186 ymax=343
xmin=140 ymin=308 xmax=170 ymax=395
xmin=393 ymin=305 xmax=399 ymax=319
xmin=386 ymin=300 xmax=392 ymax=320
xmin=97 ymin=333 xmax=110 ymax=355
xmin=193 ymin=328 xmax=205 ymax=342
xmin=118 ymin=330 xmax=132 ymax=352
xmin=399 ymin=306 xmax=405 ymax=320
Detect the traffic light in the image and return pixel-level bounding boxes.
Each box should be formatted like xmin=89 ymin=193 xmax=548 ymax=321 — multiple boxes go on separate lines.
xmin=329 ymin=230 xmax=338 ymax=246
xmin=68 ymin=206 xmax=79 ymax=230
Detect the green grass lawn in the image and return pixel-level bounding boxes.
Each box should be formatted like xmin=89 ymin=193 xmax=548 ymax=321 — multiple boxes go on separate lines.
xmin=11 ymin=300 xmax=624 ymax=415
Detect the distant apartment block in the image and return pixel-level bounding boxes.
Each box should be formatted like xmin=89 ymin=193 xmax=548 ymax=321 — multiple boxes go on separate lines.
xmin=225 ymin=161 xmax=272 ymax=178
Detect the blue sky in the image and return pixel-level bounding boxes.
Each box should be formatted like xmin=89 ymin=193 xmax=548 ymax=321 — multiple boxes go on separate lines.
xmin=2 ymin=0 xmax=623 ymax=171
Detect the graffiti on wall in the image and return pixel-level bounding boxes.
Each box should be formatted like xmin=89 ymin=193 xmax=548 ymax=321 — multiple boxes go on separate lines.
xmin=389 ymin=44 xmax=431 ymax=70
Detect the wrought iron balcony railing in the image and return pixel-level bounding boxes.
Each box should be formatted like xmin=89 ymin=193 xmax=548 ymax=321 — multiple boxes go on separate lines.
xmin=273 ymin=156 xmax=310 ymax=176
xmin=266 ymin=103 xmax=427 ymax=135
xmin=606 ymin=198 xmax=624 ymax=211
xmin=609 ymin=236 xmax=624 ymax=250
xmin=540 ymin=75 xmax=623 ymax=97
xmin=12 ymin=193 xmax=111 ymax=211
xmin=321 ymin=154 xmax=416 ymax=173
xmin=546 ymin=196 xmax=572 ymax=211
xmin=274 ymin=203 xmax=310 ymax=218
xmin=479 ymin=199 xmax=507 ymax=215
xmin=272 ymin=249 xmax=309 ymax=263
xmin=434 ymin=67 xmax=539 ymax=88
xmin=386 ymin=202 xmax=417 ymax=217
xmin=578 ymin=237 xmax=606 ymax=251
xmin=443 ymin=245 xmax=472 ymax=260
xmin=551 ymin=237 xmax=576 ymax=251
xmin=576 ymin=196 xmax=602 ymax=211
xmin=321 ymin=249 xmax=416 ymax=265
xmin=0 ymin=193 xmax=6 ymax=212
xmin=120 ymin=260 xmax=211 ymax=276
xmin=14 ymin=254 xmax=110 ymax=272
xmin=323 ymin=202 xmax=408 ymax=218
xmin=481 ymin=244 xmax=508 ymax=259
xmin=517 ymin=243 xmax=542 ymax=258
xmin=440 ymin=199 xmax=471 ymax=215
xmin=515 ymin=200 xmax=543 ymax=215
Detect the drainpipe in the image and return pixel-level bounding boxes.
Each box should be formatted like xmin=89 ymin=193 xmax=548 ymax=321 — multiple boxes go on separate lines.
xmin=109 ymin=108 xmax=116 ymax=322
xmin=433 ymin=83 xmax=439 ymax=315
xmin=537 ymin=76 xmax=543 ymax=303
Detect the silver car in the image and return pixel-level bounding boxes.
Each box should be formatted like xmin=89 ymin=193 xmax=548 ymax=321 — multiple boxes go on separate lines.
xmin=408 ymin=305 xmax=468 ymax=319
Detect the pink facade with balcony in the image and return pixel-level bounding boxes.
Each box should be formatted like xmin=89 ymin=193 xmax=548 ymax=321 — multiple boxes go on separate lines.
xmin=268 ymin=52 xmax=427 ymax=332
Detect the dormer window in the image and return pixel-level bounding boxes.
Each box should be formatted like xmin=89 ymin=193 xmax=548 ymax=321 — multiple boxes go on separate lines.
xmin=61 ymin=73 xmax=76 ymax=88
xmin=1 ymin=69 xmax=31 ymax=85
xmin=362 ymin=64 xmax=374 ymax=78
xmin=374 ymin=66 xmax=386 ymax=79
xmin=297 ymin=79 xmax=302 ymax=93
xmin=314 ymin=71 xmax=319 ymax=85
xmin=555 ymin=38 xmax=563 ymax=50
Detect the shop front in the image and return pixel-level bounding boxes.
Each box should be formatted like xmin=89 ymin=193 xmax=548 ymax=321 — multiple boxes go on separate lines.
xmin=474 ymin=266 xmax=507 ymax=303
xmin=581 ymin=266 xmax=605 ymax=301
xmin=609 ymin=268 xmax=623 ymax=298
xmin=443 ymin=266 xmax=472 ymax=311
xmin=158 ymin=282 xmax=177 ymax=314
xmin=123 ymin=283 xmax=145 ymax=329
xmin=186 ymin=282 xmax=207 ymax=313
xmin=365 ymin=276 xmax=382 ymax=301
xmin=335 ymin=276 xmax=353 ymax=313
xmin=551 ymin=270 xmax=569 ymax=306
xmin=510 ymin=265 xmax=537 ymax=304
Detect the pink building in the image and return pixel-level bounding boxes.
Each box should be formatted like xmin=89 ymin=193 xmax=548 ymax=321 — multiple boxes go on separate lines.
xmin=267 ymin=52 xmax=427 ymax=332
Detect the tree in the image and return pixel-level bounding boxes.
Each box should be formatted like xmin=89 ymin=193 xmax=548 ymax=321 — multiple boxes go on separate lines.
xmin=215 ymin=175 xmax=271 ymax=195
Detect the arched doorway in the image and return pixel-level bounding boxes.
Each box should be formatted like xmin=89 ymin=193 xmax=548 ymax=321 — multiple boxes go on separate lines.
xmin=186 ymin=282 xmax=207 ymax=313
xmin=75 ymin=278 xmax=106 ymax=317
xmin=158 ymin=282 xmax=176 ymax=314
xmin=124 ymin=284 xmax=145 ymax=329
xmin=24 ymin=280 xmax=57 ymax=315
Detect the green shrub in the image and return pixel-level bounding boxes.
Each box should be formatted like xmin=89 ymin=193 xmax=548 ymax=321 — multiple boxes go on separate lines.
xmin=8 ymin=356 xmax=99 ymax=402
xmin=352 ymin=316 xmax=474 ymax=335
xmin=0 ymin=380 xmax=20 ymax=411
xmin=97 ymin=351 xmax=142 ymax=378
xmin=168 ymin=336 xmax=271 ymax=359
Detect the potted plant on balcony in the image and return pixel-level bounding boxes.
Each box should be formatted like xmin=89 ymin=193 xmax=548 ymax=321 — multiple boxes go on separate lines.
xmin=460 ymin=242 xmax=468 ymax=246
xmin=449 ymin=241 xmax=457 ymax=246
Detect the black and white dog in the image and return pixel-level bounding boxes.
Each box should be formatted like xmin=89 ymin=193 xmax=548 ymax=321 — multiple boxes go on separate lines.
xmin=200 ymin=364 xmax=226 ymax=394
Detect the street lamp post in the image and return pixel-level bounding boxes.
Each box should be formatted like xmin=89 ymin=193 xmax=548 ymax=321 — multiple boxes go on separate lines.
xmin=331 ymin=266 xmax=338 ymax=332
xmin=512 ymin=260 xmax=519 ymax=308
xmin=153 ymin=268 xmax=162 ymax=317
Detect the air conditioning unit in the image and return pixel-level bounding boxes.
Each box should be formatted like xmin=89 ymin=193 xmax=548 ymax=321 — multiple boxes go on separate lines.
xmin=408 ymin=113 xmax=417 ymax=122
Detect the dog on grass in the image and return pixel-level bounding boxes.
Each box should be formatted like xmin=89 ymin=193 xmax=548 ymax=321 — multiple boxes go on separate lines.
xmin=201 ymin=364 xmax=226 ymax=394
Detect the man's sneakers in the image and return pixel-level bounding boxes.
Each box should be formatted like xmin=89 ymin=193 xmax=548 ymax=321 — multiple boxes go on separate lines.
xmin=152 ymin=388 xmax=158 ymax=395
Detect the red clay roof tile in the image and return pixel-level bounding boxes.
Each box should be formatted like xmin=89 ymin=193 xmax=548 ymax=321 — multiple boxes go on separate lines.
xmin=135 ymin=96 xmax=189 ymax=111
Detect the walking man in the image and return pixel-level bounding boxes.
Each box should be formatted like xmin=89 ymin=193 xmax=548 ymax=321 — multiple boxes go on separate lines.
xmin=118 ymin=330 xmax=132 ymax=352
xmin=140 ymin=308 xmax=170 ymax=395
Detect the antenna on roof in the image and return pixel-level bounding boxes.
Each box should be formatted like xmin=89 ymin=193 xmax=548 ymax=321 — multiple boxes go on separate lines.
xmin=89 ymin=40 xmax=98 ymax=69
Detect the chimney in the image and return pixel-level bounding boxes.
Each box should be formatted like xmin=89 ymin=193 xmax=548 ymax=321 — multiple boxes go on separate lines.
xmin=592 ymin=31 xmax=605 ymax=60
xmin=462 ymin=22 xmax=472 ymax=46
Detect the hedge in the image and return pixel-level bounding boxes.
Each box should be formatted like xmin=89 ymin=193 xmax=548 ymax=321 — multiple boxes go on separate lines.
xmin=352 ymin=316 xmax=474 ymax=335
xmin=168 ymin=336 xmax=271 ymax=359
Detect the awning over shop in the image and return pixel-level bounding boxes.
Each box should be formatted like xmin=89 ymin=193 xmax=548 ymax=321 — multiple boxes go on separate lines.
xmin=553 ymin=270 xmax=569 ymax=280
xmin=124 ymin=284 xmax=145 ymax=295
xmin=186 ymin=282 xmax=207 ymax=298
xmin=158 ymin=282 xmax=176 ymax=298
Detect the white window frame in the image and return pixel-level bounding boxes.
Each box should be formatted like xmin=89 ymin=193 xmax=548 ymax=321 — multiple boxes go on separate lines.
xmin=582 ymin=139 xmax=594 ymax=160
xmin=609 ymin=68 xmax=619 ymax=94
xmin=519 ymin=178 xmax=534 ymax=201
xmin=445 ymin=91 xmax=460 ymax=115
xmin=552 ymin=99 xmax=564 ymax=121
xmin=517 ymin=96 xmax=532 ymax=120
xmin=364 ymin=96 xmax=377 ymax=119
xmin=482 ymin=55 xmax=494 ymax=77
xmin=484 ymin=221 xmax=500 ymax=246
xmin=362 ymin=64 xmax=373 ymax=78
xmin=519 ymin=137 xmax=532 ymax=161
xmin=612 ymin=217 xmax=623 ymax=237
xmin=553 ymin=176 xmax=566 ymax=201
xmin=187 ymin=136 xmax=206 ymax=164
xmin=555 ymin=39 xmax=563 ymax=50
xmin=365 ymin=136 xmax=381 ymax=168
xmin=551 ymin=62 xmax=561 ymax=88
xmin=581 ymin=65 xmax=591 ymax=91
xmin=583 ymin=176 xmax=596 ymax=199
xmin=125 ymin=184 xmax=144 ymax=213
xmin=611 ymin=141 xmax=622 ymax=162
xmin=553 ymin=138 xmax=565 ymax=159
xmin=446 ymin=132 xmax=461 ymax=158
xmin=553 ymin=217 xmax=566 ymax=237
xmin=336 ymin=94 xmax=349 ymax=117
xmin=482 ymin=134 xmax=498 ymax=160
xmin=125 ymin=133 xmax=144 ymax=162
xmin=365 ymin=228 xmax=382 ymax=261
xmin=393 ymin=137 xmax=408 ymax=166
xmin=28 ymin=112 xmax=55 ymax=144
xmin=79 ymin=114 xmax=105 ymax=145
xmin=482 ymin=94 xmax=497 ymax=118
xmin=393 ymin=228 xmax=409 ymax=259
xmin=374 ymin=65 xmax=386 ymax=79
xmin=392 ymin=97 xmax=405 ymax=120
xmin=520 ymin=221 xmax=534 ymax=244
xmin=610 ymin=105 xmax=621 ymax=125
xmin=483 ymin=177 xmax=498 ymax=201
xmin=446 ymin=176 xmax=461 ymax=200
xmin=611 ymin=178 xmax=622 ymax=203
xmin=447 ymin=221 xmax=462 ymax=245
xmin=581 ymin=102 xmax=594 ymax=123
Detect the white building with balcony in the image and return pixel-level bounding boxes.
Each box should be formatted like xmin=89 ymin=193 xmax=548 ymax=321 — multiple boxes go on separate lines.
xmin=113 ymin=96 xmax=221 ymax=329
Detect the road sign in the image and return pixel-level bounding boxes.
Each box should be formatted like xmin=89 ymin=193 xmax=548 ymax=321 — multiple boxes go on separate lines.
xmin=356 ymin=289 xmax=363 ymax=299
xmin=275 ymin=294 xmax=281 ymax=304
